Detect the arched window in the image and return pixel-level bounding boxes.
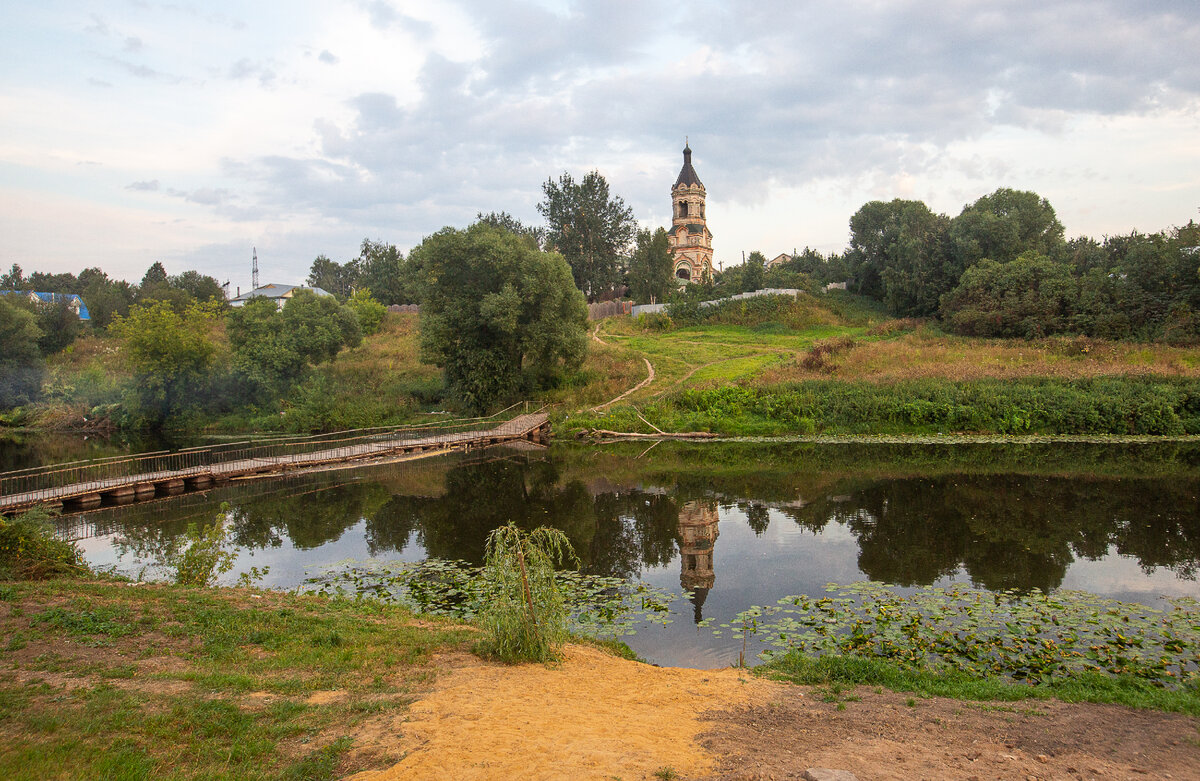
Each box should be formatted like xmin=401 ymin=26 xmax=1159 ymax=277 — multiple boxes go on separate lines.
xmin=676 ymin=266 xmax=692 ymax=281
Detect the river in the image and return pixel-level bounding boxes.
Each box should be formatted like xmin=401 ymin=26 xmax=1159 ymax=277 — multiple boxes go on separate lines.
xmin=15 ymin=436 xmax=1200 ymax=667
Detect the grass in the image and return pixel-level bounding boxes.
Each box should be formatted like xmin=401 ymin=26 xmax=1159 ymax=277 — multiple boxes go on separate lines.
xmin=0 ymin=578 xmax=473 ymax=779
xmin=563 ymin=301 xmax=1200 ymax=437
xmin=758 ymin=653 xmax=1200 ymax=716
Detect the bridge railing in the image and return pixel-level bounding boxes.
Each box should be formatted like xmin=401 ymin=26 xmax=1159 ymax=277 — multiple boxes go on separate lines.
xmin=0 ymin=402 xmax=541 ymax=505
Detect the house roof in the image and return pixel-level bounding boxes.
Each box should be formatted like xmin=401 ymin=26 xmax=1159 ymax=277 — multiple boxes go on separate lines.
xmin=1 ymin=290 xmax=90 ymax=320
xmin=673 ymin=144 xmax=703 ymax=188
xmin=230 ymin=284 xmax=332 ymax=302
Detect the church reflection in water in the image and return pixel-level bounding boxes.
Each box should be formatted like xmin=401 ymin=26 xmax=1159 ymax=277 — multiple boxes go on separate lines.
xmin=677 ymin=500 xmax=720 ymax=623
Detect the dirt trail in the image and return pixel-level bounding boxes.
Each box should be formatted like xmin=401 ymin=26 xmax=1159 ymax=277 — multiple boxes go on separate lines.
xmin=590 ymin=325 xmax=657 ymax=410
xmin=346 ymin=645 xmax=1200 ymax=781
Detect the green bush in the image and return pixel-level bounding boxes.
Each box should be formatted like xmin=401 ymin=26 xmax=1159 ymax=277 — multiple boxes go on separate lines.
xmin=0 ymin=508 xmax=86 ymax=580
xmin=667 ymin=377 xmax=1200 ymax=436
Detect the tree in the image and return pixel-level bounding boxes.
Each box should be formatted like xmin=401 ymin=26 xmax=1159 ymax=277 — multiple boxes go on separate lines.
xmin=140 ymin=261 xmax=168 ymax=289
xmin=34 ymin=297 xmax=82 ymax=355
xmin=306 ymin=254 xmax=353 ymax=299
xmin=226 ymin=290 xmax=361 ymax=403
xmin=355 ymin=239 xmax=412 ymax=305
xmin=169 ymin=270 xmax=225 ymax=303
xmin=476 ymin=211 xmax=546 ymax=250
xmin=414 ymin=222 xmax=588 ymax=413
xmin=0 ymin=295 xmax=43 ymax=408
xmin=845 ymin=199 xmax=954 ymax=316
xmin=949 ymin=188 xmax=1065 ymax=268
xmin=743 ymin=251 xmax=767 ymax=292
xmin=111 ymin=300 xmax=219 ymax=425
xmin=1 ymin=264 xmax=24 ymax=289
xmin=537 ymin=171 xmax=636 ymax=301
xmin=627 ymin=227 xmax=674 ymax=304
xmin=82 ymin=274 xmax=136 ymax=329
xmin=939 ymin=252 xmax=1077 ymax=338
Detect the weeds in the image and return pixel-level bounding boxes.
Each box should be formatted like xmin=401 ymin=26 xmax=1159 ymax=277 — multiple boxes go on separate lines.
xmin=0 ymin=507 xmax=86 ymax=580
xmin=799 ymin=335 xmax=857 ymax=372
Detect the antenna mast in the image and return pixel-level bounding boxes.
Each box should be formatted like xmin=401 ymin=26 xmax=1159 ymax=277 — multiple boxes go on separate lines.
xmin=252 ymin=247 xmax=259 ymax=290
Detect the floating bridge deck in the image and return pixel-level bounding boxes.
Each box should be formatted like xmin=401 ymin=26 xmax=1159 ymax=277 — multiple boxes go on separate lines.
xmin=1 ymin=412 xmax=550 ymax=514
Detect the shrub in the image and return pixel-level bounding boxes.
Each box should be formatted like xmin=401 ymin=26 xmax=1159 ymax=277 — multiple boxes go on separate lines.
xmin=163 ymin=504 xmax=238 ymax=586
xmin=0 ymin=507 xmax=86 ymax=580
xmin=477 ymin=523 xmax=578 ymax=663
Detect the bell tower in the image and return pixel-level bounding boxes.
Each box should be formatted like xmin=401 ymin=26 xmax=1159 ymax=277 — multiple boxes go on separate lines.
xmin=667 ymin=141 xmax=713 ymax=283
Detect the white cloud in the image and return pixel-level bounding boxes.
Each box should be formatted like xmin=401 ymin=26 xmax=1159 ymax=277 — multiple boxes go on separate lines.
xmin=1 ymin=0 xmax=1198 ymax=283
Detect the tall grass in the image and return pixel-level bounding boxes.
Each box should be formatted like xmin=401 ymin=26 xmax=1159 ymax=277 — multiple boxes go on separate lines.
xmin=477 ymin=523 xmax=578 ymax=663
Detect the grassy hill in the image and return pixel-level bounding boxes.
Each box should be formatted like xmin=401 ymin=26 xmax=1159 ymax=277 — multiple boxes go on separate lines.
xmin=13 ymin=291 xmax=1200 ymax=437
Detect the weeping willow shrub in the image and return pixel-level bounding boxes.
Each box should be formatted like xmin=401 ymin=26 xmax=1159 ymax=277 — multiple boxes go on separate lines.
xmin=478 ymin=523 xmax=579 ymax=663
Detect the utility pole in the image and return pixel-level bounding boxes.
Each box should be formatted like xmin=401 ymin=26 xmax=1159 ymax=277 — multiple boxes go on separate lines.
xmin=252 ymin=247 xmax=259 ymax=290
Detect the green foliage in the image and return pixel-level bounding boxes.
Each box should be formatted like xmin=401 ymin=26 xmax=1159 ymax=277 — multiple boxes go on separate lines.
xmin=140 ymin=262 xmax=168 ymax=289
xmin=949 ymin=187 xmax=1066 ymax=267
xmin=743 ymin=251 xmax=767 ymax=292
xmin=307 ymin=240 xmax=415 ymax=305
xmin=227 ymin=291 xmax=362 ymax=404
xmin=476 ymin=523 xmax=579 ymax=663
xmin=110 ymin=300 xmax=220 ymax=426
xmin=742 ymin=582 xmax=1200 ymax=692
xmin=666 ymin=294 xmax=829 ymax=330
xmin=628 ymin=227 xmax=675 ymax=304
xmin=759 ymin=654 xmax=1200 ymax=714
xmin=0 ymin=508 xmax=86 ymax=580
xmin=167 ymin=270 xmax=225 ymax=303
xmin=346 ymin=289 xmax=386 ymax=335
xmin=163 ymin=505 xmax=239 ymax=587
xmin=845 ymin=198 xmax=954 ymax=316
xmin=585 ymin=376 xmax=1200 ymax=436
xmin=0 ymin=295 xmax=44 ymax=408
xmin=941 ymin=252 xmax=1077 ymax=338
xmin=306 ymin=254 xmax=353 ymax=299
xmin=415 ymin=222 xmax=588 ymax=413
xmin=538 ymin=170 xmax=637 ymax=300
xmin=32 ymin=296 xmax=83 ymax=355
xmin=81 ymin=272 xmax=136 ymax=330
xmin=354 ymin=238 xmax=412 ymax=305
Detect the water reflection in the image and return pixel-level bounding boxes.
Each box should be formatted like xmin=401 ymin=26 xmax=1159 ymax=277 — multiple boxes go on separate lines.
xmin=62 ymin=441 xmax=1200 ymax=649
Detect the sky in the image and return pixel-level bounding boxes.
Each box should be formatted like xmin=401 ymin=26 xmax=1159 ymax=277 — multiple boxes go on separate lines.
xmin=2 ymin=0 xmax=1199 ymax=288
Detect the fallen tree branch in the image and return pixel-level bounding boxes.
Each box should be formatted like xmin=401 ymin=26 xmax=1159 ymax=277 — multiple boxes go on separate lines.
xmin=588 ymin=428 xmax=720 ymax=440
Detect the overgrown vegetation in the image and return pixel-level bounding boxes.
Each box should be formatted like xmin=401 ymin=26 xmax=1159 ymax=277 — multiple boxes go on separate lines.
xmin=0 ymin=508 xmax=85 ymax=580
xmin=752 ymin=582 xmax=1200 ymax=714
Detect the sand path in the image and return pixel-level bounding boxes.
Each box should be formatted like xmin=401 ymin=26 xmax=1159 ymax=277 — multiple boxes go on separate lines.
xmin=347 ymin=645 xmax=770 ymax=781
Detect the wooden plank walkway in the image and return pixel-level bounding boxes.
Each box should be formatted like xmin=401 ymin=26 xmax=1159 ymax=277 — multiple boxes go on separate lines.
xmin=0 ymin=413 xmax=550 ymax=513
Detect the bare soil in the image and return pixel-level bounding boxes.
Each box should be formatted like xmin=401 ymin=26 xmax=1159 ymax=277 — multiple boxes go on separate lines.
xmin=346 ymin=644 xmax=1200 ymax=781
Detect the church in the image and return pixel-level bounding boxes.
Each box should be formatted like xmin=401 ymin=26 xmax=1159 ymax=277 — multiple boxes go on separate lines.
xmin=667 ymin=142 xmax=713 ymax=283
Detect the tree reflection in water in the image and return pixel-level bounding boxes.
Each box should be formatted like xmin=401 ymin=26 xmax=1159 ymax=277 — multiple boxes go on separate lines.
xmin=81 ymin=443 xmax=1200 ymax=600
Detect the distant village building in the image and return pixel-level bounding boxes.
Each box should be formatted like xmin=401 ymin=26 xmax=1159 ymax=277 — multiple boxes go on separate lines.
xmin=0 ymin=291 xmax=90 ymax=320
xmin=667 ymin=143 xmax=713 ymax=283
xmin=767 ymin=253 xmax=791 ymax=269
xmin=229 ymin=283 xmax=332 ymax=310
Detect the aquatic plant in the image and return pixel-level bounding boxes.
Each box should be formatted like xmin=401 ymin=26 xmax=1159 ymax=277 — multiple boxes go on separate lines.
xmin=299 ymin=558 xmax=676 ymax=640
xmin=723 ymin=582 xmax=1200 ymax=688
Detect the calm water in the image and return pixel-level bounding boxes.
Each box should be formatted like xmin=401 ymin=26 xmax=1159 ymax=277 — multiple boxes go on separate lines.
xmin=44 ymin=439 xmax=1200 ymax=667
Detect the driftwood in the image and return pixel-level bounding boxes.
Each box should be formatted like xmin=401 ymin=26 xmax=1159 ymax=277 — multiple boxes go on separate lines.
xmin=588 ymin=428 xmax=720 ymax=440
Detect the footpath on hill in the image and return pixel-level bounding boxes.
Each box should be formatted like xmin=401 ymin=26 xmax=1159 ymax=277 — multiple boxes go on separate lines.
xmin=348 ymin=644 xmax=1199 ymax=781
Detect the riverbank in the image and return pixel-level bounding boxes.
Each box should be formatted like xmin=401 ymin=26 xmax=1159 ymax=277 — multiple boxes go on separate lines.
xmin=2 ymin=577 xmax=1198 ymax=780
xmin=8 ymin=297 xmax=1200 ymax=441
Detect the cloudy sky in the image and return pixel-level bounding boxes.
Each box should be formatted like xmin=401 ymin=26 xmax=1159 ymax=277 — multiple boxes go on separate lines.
xmin=2 ymin=1 xmax=1198 ymax=288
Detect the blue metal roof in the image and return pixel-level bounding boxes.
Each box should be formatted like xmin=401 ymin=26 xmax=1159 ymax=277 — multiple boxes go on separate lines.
xmin=0 ymin=290 xmax=91 ymax=320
